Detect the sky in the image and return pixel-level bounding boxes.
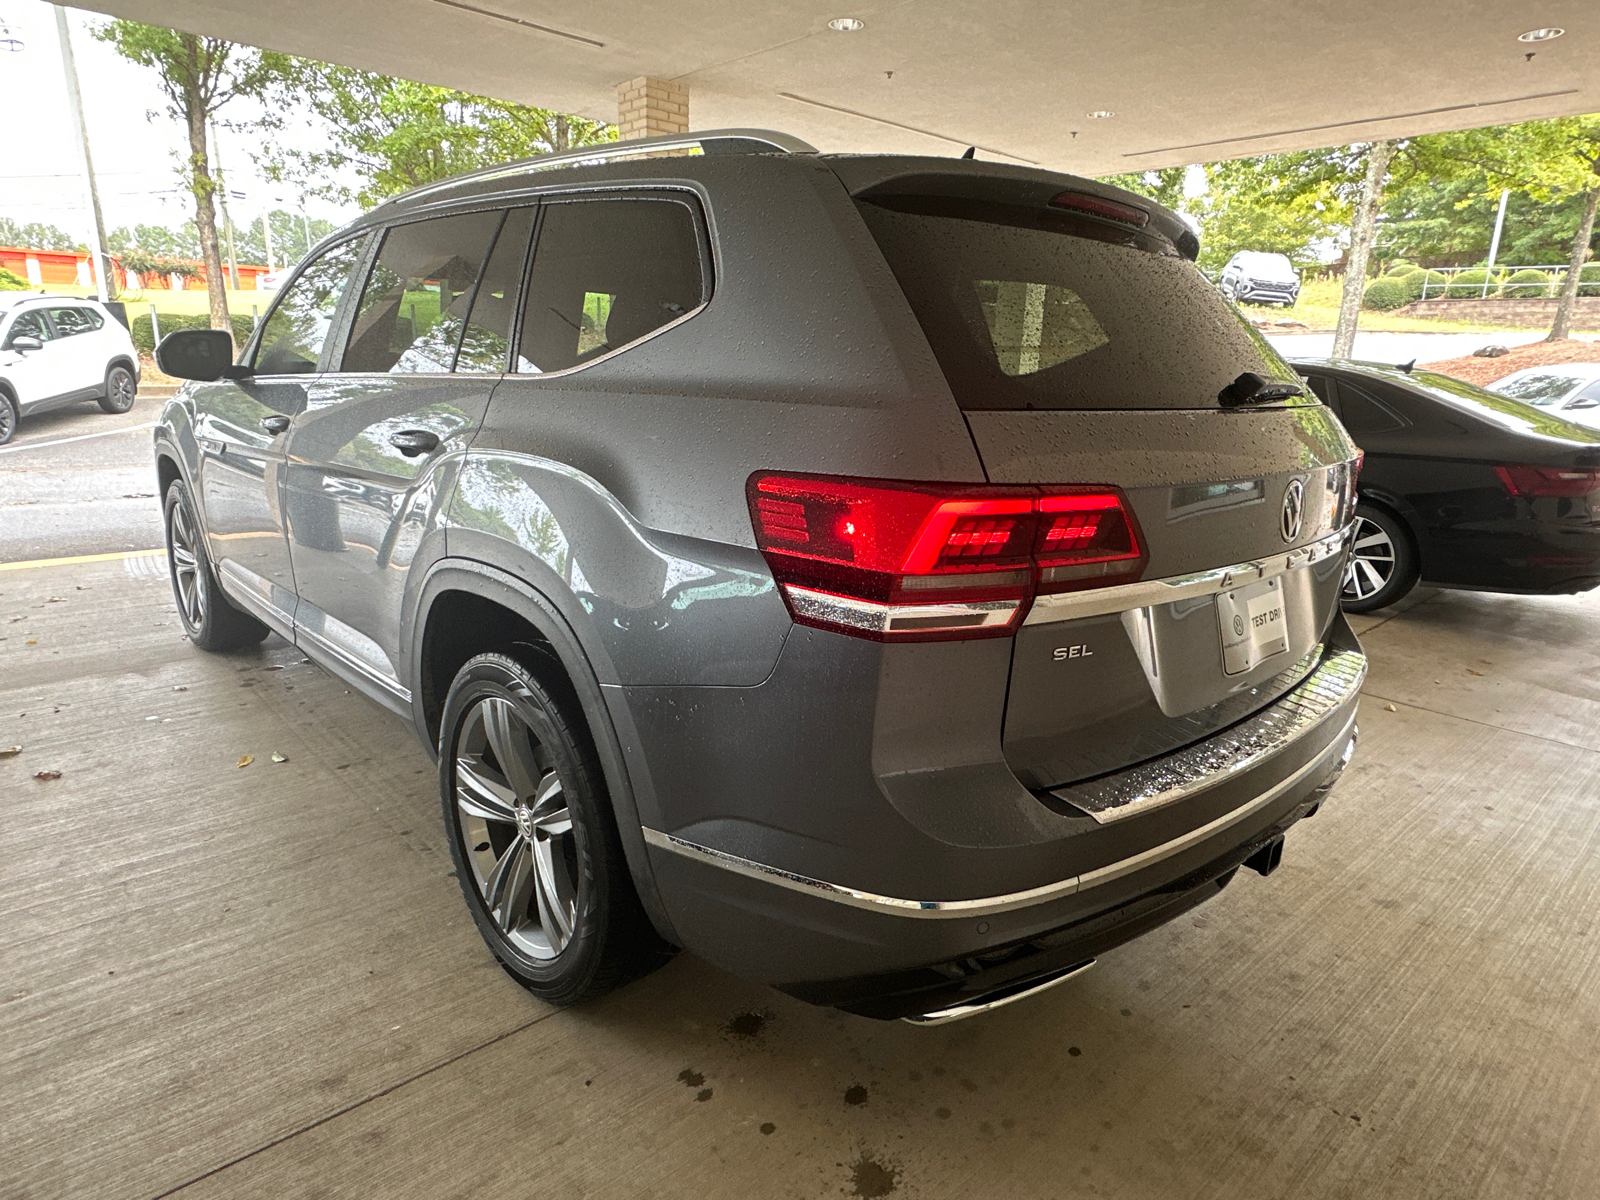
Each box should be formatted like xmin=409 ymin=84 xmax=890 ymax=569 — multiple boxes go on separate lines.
xmin=0 ymin=2 xmax=363 ymax=244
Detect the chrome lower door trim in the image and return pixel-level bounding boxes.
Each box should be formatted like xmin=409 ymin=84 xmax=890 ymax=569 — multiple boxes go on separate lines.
xmin=297 ymin=623 xmax=413 ymax=706
xmin=1024 ymin=527 xmax=1350 ymax=625
xmin=1051 ymin=648 xmax=1367 ymax=824
xmin=901 ymin=959 xmax=1097 ymax=1026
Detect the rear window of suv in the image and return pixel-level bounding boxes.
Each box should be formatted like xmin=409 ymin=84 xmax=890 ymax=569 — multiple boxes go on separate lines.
xmin=855 ymin=194 xmax=1301 ymax=411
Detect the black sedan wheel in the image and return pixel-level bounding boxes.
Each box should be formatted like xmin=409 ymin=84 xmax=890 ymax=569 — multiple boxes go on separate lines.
xmin=1341 ymin=503 xmax=1419 ymax=613
xmin=163 ymin=479 xmax=270 ymax=650
xmin=440 ymin=653 xmax=666 ymax=1005
xmin=0 ymin=394 xmax=16 ymax=446
xmin=98 ymin=364 xmax=137 ymax=414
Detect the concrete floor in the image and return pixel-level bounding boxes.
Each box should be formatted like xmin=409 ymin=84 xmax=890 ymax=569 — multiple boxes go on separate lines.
xmin=3 ymin=557 xmax=1599 ymax=1200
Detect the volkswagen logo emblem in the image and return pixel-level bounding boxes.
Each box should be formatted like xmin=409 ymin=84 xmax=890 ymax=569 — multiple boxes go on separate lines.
xmin=1281 ymin=478 xmax=1306 ymax=543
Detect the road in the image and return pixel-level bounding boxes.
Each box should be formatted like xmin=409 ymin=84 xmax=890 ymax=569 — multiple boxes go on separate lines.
xmin=0 ymin=394 xmax=166 ymax=563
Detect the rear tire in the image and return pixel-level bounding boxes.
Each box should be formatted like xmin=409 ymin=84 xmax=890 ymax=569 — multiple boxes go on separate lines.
xmin=163 ymin=478 xmax=271 ymax=651
xmin=99 ymin=363 xmax=137 ymax=414
xmin=0 ymin=392 xmax=16 ymax=446
xmin=439 ymin=652 xmax=666 ymax=1006
xmin=1341 ymin=502 xmax=1419 ymax=613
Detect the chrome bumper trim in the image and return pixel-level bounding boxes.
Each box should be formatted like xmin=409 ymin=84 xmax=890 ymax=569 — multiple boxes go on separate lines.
xmin=1023 ymin=526 xmax=1350 ymax=625
xmin=641 ymin=701 xmax=1358 ymax=918
xmin=783 ymin=584 xmax=1020 ymax=636
xmin=1051 ymin=648 xmax=1367 ymax=824
xmin=901 ymin=959 xmax=1097 ymax=1026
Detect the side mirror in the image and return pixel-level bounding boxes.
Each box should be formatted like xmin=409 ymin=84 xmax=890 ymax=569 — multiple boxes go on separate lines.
xmin=155 ymin=328 xmax=242 ymax=382
xmin=8 ymin=336 xmax=42 ymax=353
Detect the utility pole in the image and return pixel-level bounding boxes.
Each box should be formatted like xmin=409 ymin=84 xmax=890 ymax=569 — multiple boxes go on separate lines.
xmin=210 ymin=122 xmax=241 ymax=290
xmin=52 ymin=6 xmax=114 ymax=302
xmin=1486 ymin=189 xmax=1510 ymax=270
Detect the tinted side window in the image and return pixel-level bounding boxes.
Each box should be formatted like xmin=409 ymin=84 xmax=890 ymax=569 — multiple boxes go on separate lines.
xmin=1337 ymin=382 xmax=1408 ymax=435
xmin=49 ymin=307 xmax=95 ymax=336
xmin=4 ymin=311 xmax=53 ymax=347
xmin=255 ymin=238 xmax=366 ymax=375
xmin=342 ymin=209 xmax=504 ymax=374
xmin=516 ymin=197 xmax=704 ymax=374
xmin=456 ymin=208 xmax=535 ymax=373
xmin=1302 ymin=374 xmax=1334 ymax=404
xmin=1572 ymin=379 xmax=1600 ymax=404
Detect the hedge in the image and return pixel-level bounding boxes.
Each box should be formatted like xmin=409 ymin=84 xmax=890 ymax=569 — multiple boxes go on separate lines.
xmin=1361 ymin=276 xmax=1411 ymax=311
xmin=1579 ymin=263 xmax=1600 ymax=297
xmin=1400 ymin=269 xmax=1449 ymax=302
xmin=130 ymin=311 xmax=254 ymax=355
xmin=0 ymin=267 xmax=30 ymax=291
xmin=1502 ymin=269 xmax=1550 ymax=299
xmin=1446 ymin=268 xmax=1498 ymax=297
xmin=1384 ymin=261 xmax=1418 ymax=276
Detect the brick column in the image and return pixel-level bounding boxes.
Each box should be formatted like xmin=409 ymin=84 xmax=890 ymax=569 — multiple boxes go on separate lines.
xmin=616 ymin=76 xmax=688 ymax=141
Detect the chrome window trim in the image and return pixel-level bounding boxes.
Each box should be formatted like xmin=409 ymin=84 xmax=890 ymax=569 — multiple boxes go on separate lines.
xmin=1024 ymin=526 xmax=1351 ymax=625
xmin=640 ymin=702 xmax=1358 ymax=919
xmin=1051 ymin=648 xmax=1367 ymax=824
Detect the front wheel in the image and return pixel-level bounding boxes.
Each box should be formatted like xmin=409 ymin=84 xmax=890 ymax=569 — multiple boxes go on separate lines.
xmin=98 ymin=364 xmax=137 ymax=414
xmin=439 ymin=653 xmax=666 ymax=1006
xmin=163 ymin=478 xmax=270 ymax=650
xmin=1341 ymin=503 xmax=1419 ymax=613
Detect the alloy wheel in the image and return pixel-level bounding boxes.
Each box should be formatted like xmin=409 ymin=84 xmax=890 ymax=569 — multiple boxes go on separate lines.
xmin=108 ymin=368 xmax=135 ymax=410
xmin=1343 ymin=515 xmax=1397 ymax=603
xmin=0 ymin=399 xmax=14 ymax=445
xmin=453 ymin=695 xmax=579 ymax=959
xmin=168 ymin=500 xmax=206 ymax=629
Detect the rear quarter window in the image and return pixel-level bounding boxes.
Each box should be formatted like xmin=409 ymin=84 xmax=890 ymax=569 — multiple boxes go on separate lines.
xmin=855 ymin=195 xmax=1300 ymax=411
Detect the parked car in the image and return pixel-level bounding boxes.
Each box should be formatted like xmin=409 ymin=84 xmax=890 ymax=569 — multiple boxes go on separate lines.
xmin=1219 ymin=251 xmax=1301 ymax=307
xmin=0 ymin=294 xmax=140 ymax=445
xmin=153 ymin=129 xmax=1365 ymax=1024
xmin=1487 ymin=363 xmax=1600 ymax=430
xmin=1293 ymin=358 xmax=1600 ymax=612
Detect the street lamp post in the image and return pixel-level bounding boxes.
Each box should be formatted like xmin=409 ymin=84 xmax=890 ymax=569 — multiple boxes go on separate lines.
xmin=51 ymin=5 xmax=114 ymax=303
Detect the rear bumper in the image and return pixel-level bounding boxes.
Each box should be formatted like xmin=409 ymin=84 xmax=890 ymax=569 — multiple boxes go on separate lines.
xmin=639 ymin=634 xmax=1363 ymax=1016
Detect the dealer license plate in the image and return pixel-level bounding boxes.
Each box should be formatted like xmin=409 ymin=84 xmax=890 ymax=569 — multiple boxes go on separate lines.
xmin=1216 ymin=575 xmax=1290 ymax=676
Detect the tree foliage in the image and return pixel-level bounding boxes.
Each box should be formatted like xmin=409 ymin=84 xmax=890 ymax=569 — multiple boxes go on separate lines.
xmin=263 ymin=63 xmax=615 ymax=209
xmin=0 ymin=218 xmax=86 ymax=252
xmin=108 ymin=221 xmax=202 ymax=259
xmin=235 ymin=210 xmax=337 ymax=267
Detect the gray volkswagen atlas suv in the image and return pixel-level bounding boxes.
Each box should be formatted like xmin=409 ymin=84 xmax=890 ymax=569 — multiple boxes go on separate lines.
xmin=153 ymin=129 xmax=1364 ymax=1024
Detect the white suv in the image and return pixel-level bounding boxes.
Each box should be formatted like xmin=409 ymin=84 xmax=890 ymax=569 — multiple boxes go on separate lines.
xmin=0 ymin=294 xmax=141 ymax=444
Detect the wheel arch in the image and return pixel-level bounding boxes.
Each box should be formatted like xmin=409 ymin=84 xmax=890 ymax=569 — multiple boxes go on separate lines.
xmin=1355 ymin=486 xmax=1425 ymax=564
xmin=411 ymin=559 xmax=679 ymax=945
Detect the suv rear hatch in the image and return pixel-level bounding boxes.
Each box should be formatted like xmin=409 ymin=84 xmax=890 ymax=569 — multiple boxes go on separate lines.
xmin=832 ymin=159 xmax=1359 ymax=789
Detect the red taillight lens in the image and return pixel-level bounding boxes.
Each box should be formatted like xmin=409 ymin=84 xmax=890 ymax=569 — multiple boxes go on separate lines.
xmin=747 ymin=473 xmax=1145 ymax=640
xmin=1495 ymin=464 xmax=1600 ymax=498
xmin=1048 ymin=191 xmax=1150 ymax=229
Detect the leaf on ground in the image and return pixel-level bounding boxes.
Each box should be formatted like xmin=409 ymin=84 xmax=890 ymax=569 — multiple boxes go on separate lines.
xmin=0 ymin=746 xmax=21 ymax=758
xmin=25 ymin=638 xmax=37 ymax=645
xmin=46 ymin=597 xmax=63 ymax=603
xmin=237 ymin=754 xmax=254 ymax=768
xmin=1466 ymin=668 xmax=1484 ymax=676
xmin=1385 ymin=703 xmax=1398 ymax=712
xmin=270 ymin=752 xmax=287 ymax=764
xmin=173 ymin=685 xmax=188 ymax=692
xmin=33 ymin=770 xmax=61 ymax=781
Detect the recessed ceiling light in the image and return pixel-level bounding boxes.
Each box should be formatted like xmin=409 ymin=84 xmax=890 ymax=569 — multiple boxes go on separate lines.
xmin=828 ymin=17 xmax=864 ymax=31
xmin=1087 ymin=110 xmax=1115 ymax=119
xmin=1517 ymin=27 xmax=1564 ymax=42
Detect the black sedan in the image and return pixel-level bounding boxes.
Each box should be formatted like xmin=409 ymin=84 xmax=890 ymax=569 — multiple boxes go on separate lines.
xmin=1293 ymin=358 xmax=1600 ymax=612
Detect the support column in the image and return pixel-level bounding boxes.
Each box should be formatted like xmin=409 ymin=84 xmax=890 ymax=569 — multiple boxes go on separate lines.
xmin=616 ymin=76 xmax=688 ymax=141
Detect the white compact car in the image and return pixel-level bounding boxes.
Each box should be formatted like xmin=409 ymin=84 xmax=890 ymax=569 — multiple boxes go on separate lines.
xmin=0 ymin=294 xmax=141 ymax=445
xmin=1218 ymin=250 xmax=1301 ymax=307
xmin=1488 ymin=363 xmax=1600 ymax=430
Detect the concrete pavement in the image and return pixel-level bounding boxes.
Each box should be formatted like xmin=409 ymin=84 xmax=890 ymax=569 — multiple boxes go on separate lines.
xmin=3 ymin=554 xmax=1599 ymax=1199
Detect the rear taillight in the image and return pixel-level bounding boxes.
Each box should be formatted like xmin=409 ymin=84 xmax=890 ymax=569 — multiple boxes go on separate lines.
xmin=1495 ymin=464 xmax=1600 ymax=498
xmin=747 ymin=473 xmax=1145 ymax=641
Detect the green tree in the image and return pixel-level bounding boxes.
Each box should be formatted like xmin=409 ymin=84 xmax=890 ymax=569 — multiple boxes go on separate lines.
xmin=0 ymin=219 xmax=86 ymax=252
xmin=264 ymin=63 xmax=615 ymax=209
xmin=93 ymin=21 xmax=291 ymax=333
xmin=107 ymin=221 xmax=202 ymax=259
xmin=1502 ymin=116 xmax=1600 ymax=341
xmin=1192 ymin=155 xmax=1344 ymax=274
xmin=235 ymin=210 xmax=336 ymax=268
xmin=1097 ymin=167 xmax=1189 ymax=212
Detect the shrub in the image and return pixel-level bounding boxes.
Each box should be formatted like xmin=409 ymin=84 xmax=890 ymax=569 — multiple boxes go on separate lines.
xmin=1446 ymin=268 xmax=1497 ymax=297
xmin=0 ymin=266 xmax=30 ymax=290
xmin=130 ymin=310 xmax=254 ymax=355
xmin=119 ymin=249 xmax=202 ymax=279
xmin=1385 ymin=261 xmax=1418 ymax=276
xmin=1578 ymin=263 xmax=1600 ymax=297
xmin=1393 ymin=269 xmax=1447 ymax=301
xmin=1502 ymin=268 xmax=1551 ymax=298
xmin=1362 ymin=276 xmax=1411 ymax=311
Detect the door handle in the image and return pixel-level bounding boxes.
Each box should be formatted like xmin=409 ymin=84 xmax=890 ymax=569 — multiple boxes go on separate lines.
xmin=389 ymin=430 xmax=441 ymax=457
xmin=260 ymin=415 xmax=292 ymax=435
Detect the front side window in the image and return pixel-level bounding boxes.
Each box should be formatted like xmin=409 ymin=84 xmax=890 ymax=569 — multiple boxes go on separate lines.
xmin=254 ymin=237 xmax=366 ymax=375
xmin=1497 ymin=373 xmax=1585 ymax=406
xmin=516 ymin=197 xmax=704 ymax=374
xmin=3 ymin=310 xmax=53 ymax=348
xmin=341 ymin=209 xmax=504 ymax=374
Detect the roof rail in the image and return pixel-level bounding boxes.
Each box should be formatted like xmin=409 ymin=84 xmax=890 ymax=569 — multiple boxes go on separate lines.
xmin=386 ymin=128 xmax=819 ymax=208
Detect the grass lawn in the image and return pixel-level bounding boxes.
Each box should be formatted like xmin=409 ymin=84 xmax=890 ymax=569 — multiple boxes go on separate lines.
xmin=1235 ymin=276 xmax=1585 ymax=335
